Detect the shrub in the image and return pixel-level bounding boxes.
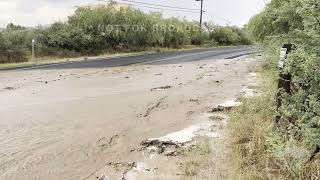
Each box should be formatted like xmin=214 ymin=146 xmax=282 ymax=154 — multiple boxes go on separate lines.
xmin=0 ymin=30 xmax=29 ymax=63
xmin=205 ymin=23 xmax=250 ymax=45
xmin=0 ymin=2 xmax=250 ymax=64
xmin=238 ymin=0 xmax=320 ymax=178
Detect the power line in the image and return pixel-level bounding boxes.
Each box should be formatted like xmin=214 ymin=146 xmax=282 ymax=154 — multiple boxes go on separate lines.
xmin=120 ymin=2 xmax=200 ymax=14
xmin=98 ymin=0 xmax=200 ymax=14
xmin=118 ymin=0 xmax=200 ymax=11
xmin=98 ymin=0 xmax=230 ymax=24
xmin=119 ymin=2 xmax=200 ymax=13
xmin=203 ymin=11 xmax=231 ymax=24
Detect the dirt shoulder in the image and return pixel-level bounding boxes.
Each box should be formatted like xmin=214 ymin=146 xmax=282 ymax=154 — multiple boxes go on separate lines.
xmin=0 ymin=55 xmax=260 ymax=180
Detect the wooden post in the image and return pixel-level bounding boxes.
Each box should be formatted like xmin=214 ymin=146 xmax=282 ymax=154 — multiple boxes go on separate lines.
xmin=275 ymin=44 xmax=293 ymax=125
xmin=32 ymin=39 xmax=35 ymax=63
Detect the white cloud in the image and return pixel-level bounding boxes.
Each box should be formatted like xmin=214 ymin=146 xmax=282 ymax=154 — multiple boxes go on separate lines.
xmin=0 ymin=0 xmax=98 ymax=27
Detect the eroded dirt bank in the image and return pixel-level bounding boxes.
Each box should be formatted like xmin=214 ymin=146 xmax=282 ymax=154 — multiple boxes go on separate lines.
xmin=0 ymin=56 xmax=260 ymax=180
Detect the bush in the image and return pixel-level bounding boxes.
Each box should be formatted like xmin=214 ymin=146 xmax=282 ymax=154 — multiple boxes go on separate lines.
xmin=205 ymin=23 xmax=251 ymax=45
xmin=238 ymin=0 xmax=320 ymax=178
xmin=0 ymin=30 xmax=30 ymax=63
xmin=0 ymin=2 xmax=250 ymax=64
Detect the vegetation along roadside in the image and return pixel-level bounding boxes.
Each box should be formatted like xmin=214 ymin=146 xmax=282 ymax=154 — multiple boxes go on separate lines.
xmin=0 ymin=2 xmax=250 ymax=65
xmin=229 ymin=0 xmax=320 ymax=179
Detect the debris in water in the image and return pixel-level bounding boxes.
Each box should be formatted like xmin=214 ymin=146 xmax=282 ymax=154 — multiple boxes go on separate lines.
xmin=164 ymin=147 xmax=180 ymax=156
xmin=98 ymin=175 xmax=110 ymax=180
xmin=210 ymin=100 xmax=241 ymax=112
xmin=209 ymin=114 xmax=226 ymax=121
xmin=189 ymin=99 xmax=199 ymax=103
xmin=97 ymin=134 xmax=120 ymax=150
xmin=241 ymin=86 xmax=258 ymax=97
xmin=120 ymin=162 xmax=154 ymax=180
xmin=108 ymin=162 xmax=136 ymax=170
xmin=3 ymin=87 xmax=15 ymax=90
xmin=140 ymin=121 xmax=218 ymax=156
xmin=141 ymin=139 xmax=183 ymax=154
xmin=143 ymin=96 xmax=167 ymax=117
xmin=186 ymin=111 xmax=195 ymax=116
xmin=219 ymin=100 xmax=241 ymax=108
xmin=150 ymin=85 xmax=172 ymax=91
xmin=249 ymin=72 xmax=257 ymax=77
xmin=199 ymin=64 xmax=207 ymax=69
xmin=154 ymin=73 xmax=162 ymax=76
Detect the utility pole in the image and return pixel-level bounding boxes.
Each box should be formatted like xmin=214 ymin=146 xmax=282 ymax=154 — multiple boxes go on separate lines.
xmin=196 ymin=0 xmax=204 ymax=33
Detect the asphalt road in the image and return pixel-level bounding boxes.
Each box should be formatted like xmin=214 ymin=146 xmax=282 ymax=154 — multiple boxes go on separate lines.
xmin=6 ymin=46 xmax=253 ymax=71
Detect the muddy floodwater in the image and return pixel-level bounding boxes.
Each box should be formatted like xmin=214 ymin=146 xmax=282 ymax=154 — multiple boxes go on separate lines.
xmin=0 ymin=56 xmax=259 ymax=179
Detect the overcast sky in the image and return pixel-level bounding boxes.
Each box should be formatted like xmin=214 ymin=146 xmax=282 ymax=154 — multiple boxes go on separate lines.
xmin=0 ymin=0 xmax=269 ymax=28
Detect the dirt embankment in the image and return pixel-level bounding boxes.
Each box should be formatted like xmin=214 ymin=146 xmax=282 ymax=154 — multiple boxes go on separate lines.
xmin=0 ymin=56 xmax=260 ymax=180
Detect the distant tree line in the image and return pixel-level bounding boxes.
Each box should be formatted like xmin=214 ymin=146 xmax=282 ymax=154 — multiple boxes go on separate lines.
xmin=0 ymin=2 xmax=250 ymax=64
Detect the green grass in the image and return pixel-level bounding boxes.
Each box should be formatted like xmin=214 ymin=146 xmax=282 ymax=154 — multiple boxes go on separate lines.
xmin=228 ymin=66 xmax=282 ymax=179
xmin=228 ymin=58 xmax=320 ymax=179
xmin=181 ymin=137 xmax=213 ymax=178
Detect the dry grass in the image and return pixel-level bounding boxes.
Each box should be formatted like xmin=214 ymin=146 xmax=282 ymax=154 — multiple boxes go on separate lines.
xmin=181 ymin=137 xmax=215 ymax=179
xmin=182 ymin=137 xmax=211 ymax=176
xmin=228 ymin=63 xmax=320 ymax=180
xmin=301 ymin=158 xmax=320 ymax=179
xmin=180 ymin=134 xmax=234 ymax=180
xmin=227 ymin=64 xmax=290 ymax=179
xmin=180 ymin=61 xmax=319 ymax=180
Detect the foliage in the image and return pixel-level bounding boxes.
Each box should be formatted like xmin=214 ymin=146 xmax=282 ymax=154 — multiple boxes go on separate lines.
xmin=0 ymin=2 xmax=250 ymax=64
xmin=204 ymin=22 xmax=251 ymax=45
xmin=0 ymin=29 xmax=30 ymax=63
xmin=242 ymin=0 xmax=320 ymax=178
xmin=42 ymin=4 xmax=204 ymax=55
xmin=230 ymin=54 xmax=320 ymax=179
xmin=246 ymin=0 xmax=304 ymax=42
